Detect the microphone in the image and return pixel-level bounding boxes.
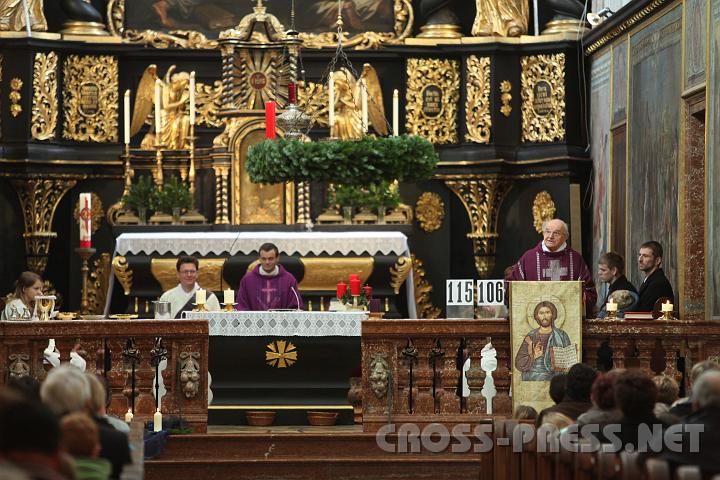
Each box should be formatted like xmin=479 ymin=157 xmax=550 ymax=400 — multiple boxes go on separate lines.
xmin=290 ymin=286 xmax=302 ymax=311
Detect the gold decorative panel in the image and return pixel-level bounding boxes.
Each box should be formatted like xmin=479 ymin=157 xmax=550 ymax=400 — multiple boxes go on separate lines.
xmin=415 ymin=192 xmax=445 ymax=233
xmin=9 ymin=78 xmax=22 ymax=117
xmin=111 ymin=256 xmax=133 ymax=295
xmin=412 ymin=255 xmax=441 ymax=319
xmin=406 ymin=58 xmax=459 ymax=144
xmin=266 ymin=340 xmax=297 ymax=368
xmin=32 ymin=52 xmax=58 ymax=141
xmin=532 ymin=191 xmax=556 ymax=233
xmin=500 ymin=80 xmax=512 ymax=117
xmin=520 ymin=53 xmax=566 ymax=143
xmin=298 ymin=81 xmax=328 ymax=127
xmin=390 ymin=256 xmax=412 ymax=294
xmin=62 ymin=55 xmax=119 ymax=143
xmin=150 ymin=258 xmax=231 ymax=292
xmin=195 ymin=80 xmax=222 ymax=127
xmin=231 ymin=50 xmax=287 ymax=111
xmin=298 ymin=257 xmax=374 ymax=291
xmin=465 ymin=55 xmax=491 ymax=144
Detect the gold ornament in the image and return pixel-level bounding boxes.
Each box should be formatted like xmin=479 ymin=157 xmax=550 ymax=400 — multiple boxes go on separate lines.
xmin=297 ymin=81 xmax=328 ymax=127
xmin=63 ymin=55 xmax=119 ymax=143
xmin=532 ymin=191 xmax=557 ymax=233
xmin=412 ymin=255 xmax=441 ymax=319
xmin=415 ymin=192 xmax=445 ymax=233
xmin=465 ymin=55 xmax=491 ymax=144
xmin=266 ymin=340 xmax=297 ymax=368
xmin=9 ymin=77 xmax=22 ymax=117
xmin=521 ymin=53 xmax=566 ymax=143
xmin=111 ymin=255 xmax=133 ymax=295
xmin=106 ymin=0 xmax=124 ymax=36
xmin=500 ymin=80 xmax=512 ymax=117
xmin=390 ymin=256 xmax=413 ymax=294
xmin=125 ymin=29 xmax=218 ymax=49
xmin=31 ymin=52 xmax=57 ymax=141
xmin=471 ymin=0 xmax=528 ymax=36
xmin=330 ymin=65 xmax=388 ymax=140
xmin=86 ymin=253 xmax=111 ymax=315
xmin=0 ymin=0 xmax=47 ymax=32
xmin=73 ymin=192 xmax=103 ymax=234
xmin=195 ymin=80 xmax=222 ymax=127
xmin=406 ymin=58 xmax=459 ymax=144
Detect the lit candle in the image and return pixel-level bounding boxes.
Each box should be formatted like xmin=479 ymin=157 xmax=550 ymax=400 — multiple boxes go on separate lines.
xmin=606 ymin=300 xmax=617 ymax=312
xmin=361 ymin=79 xmax=368 ymax=134
xmin=124 ymin=90 xmax=131 ymax=145
xmin=392 ymin=89 xmax=399 ymax=137
xmin=79 ymin=193 xmax=92 ymax=248
xmin=265 ymin=101 xmax=276 ymax=139
xmin=153 ymin=408 xmax=162 ymax=432
xmin=189 ymin=71 xmax=196 ymax=127
xmin=154 ymin=79 xmax=162 ymax=138
xmin=328 ymin=72 xmax=335 ymax=130
xmin=349 ymin=277 xmax=361 ymax=296
xmin=223 ymin=289 xmax=234 ymax=305
xmin=195 ymin=288 xmax=206 ymax=305
xmin=336 ymin=282 xmax=347 ymax=299
xmin=661 ymin=301 xmax=673 ymax=312
xmin=124 ymin=408 xmax=133 ymax=423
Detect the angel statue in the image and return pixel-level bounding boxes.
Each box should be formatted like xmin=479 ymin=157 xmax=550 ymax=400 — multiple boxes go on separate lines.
xmin=0 ymin=0 xmax=47 ymax=31
xmin=131 ymin=65 xmax=192 ymax=150
xmin=471 ymin=0 xmax=528 ymax=36
xmin=331 ymin=64 xmax=389 ymax=140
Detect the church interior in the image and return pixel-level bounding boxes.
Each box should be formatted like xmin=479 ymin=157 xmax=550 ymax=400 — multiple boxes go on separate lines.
xmin=1 ymin=0 xmax=719 ymax=478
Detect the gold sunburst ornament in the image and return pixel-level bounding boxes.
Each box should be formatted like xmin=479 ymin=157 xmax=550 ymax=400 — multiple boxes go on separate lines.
xmin=266 ymin=340 xmax=298 ymax=368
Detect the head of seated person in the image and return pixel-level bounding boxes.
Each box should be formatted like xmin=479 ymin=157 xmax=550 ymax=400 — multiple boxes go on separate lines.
xmin=609 ymin=289 xmax=638 ymax=312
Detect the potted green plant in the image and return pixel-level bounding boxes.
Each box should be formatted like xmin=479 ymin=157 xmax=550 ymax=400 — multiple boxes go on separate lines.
xmin=333 ymin=184 xmax=364 ymax=224
xmin=162 ymin=177 xmax=192 ymax=223
xmin=369 ymin=181 xmax=401 ymax=224
xmin=122 ymin=176 xmax=154 ymax=225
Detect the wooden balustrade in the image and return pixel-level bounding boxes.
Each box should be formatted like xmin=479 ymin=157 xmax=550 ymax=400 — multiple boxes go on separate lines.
xmin=0 ymin=320 xmax=209 ymax=432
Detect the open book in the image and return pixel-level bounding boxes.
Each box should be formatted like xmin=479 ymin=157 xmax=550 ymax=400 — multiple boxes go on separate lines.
xmin=551 ymin=344 xmax=579 ymax=371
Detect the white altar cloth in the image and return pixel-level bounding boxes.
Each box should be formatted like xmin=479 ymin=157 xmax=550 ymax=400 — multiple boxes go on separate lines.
xmin=181 ymin=311 xmax=367 ymax=336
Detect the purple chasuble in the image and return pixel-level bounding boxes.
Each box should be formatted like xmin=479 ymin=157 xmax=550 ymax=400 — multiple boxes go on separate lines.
xmin=235 ymin=265 xmax=303 ymax=311
xmin=509 ymin=241 xmax=597 ymax=313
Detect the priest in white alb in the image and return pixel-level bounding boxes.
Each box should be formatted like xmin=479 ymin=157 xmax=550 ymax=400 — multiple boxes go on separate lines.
xmin=159 ymin=256 xmax=220 ymax=318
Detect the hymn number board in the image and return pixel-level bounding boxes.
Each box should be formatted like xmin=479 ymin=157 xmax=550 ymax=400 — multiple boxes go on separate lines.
xmin=446 ymin=279 xmax=505 ymax=318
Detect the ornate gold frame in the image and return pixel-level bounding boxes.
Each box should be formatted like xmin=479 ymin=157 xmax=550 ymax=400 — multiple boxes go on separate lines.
xmin=108 ymin=0 xmax=413 ymax=49
xmin=406 ymin=58 xmax=460 ymax=144
xmin=520 ymin=53 xmax=566 ymax=143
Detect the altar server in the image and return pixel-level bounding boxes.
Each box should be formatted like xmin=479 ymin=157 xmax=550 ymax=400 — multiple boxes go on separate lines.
xmin=236 ymin=243 xmax=303 ymax=311
xmin=159 ymin=256 xmax=220 ymax=319
xmin=2 ymin=271 xmax=43 ymax=320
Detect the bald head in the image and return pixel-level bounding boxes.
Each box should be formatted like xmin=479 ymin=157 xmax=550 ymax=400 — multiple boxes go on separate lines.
xmin=542 ymin=219 xmax=569 ymax=252
xmin=692 ymin=370 xmax=720 ymax=409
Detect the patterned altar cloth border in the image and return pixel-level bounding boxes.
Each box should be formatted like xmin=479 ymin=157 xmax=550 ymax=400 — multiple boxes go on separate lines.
xmin=115 ymin=232 xmax=409 ymax=256
xmin=181 ymin=311 xmax=368 ymax=336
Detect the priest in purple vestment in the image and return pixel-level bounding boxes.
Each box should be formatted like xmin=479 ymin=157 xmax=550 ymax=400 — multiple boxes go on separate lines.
xmin=509 ymin=218 xmax=597 ymax=314
xmin=235 ymin=243 xmax=304 ymax=311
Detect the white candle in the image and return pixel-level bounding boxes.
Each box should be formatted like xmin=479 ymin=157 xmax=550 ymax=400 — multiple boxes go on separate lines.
xmin=392 ymin=89 xmax=399 ymax=137
xmin=79 ymin=193 xmax=92 ymax=248
xmin=124 ymin=90 xmax=131 ymax=145
xmin=125 ymin=409 xmax=133 ymax=423
xmin=328 ymin=72 xmax=335 ymax=130
xmin=154 ymin=79 xmax=162 ymax=137
xmin=223 ymin=289 xmax=234 ymax=305
xmin=661 ymin=301 xmax=673 ymax=312
xmin=189 ymin=71 xmax=196 ymax=126
xmin=195 ymin=288 xmax=206 ymax=304
xmin=153 ymin=408 xmax=162 ymax=432
xmin=361 ymin=79 xmax=368 ymax=134
xmin=606 ymin=301 xmax=617 ymax=312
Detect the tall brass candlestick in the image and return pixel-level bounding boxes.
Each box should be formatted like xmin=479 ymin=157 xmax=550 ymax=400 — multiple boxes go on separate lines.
xmin=76 ymin=247 xmax=96 ymax=315
xmin=153 ymin=143 xmax=165 ymax=188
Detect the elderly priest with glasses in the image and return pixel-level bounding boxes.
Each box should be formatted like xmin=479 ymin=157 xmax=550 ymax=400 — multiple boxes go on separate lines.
xmin=508 ymin=218 xmax=597 ymax=314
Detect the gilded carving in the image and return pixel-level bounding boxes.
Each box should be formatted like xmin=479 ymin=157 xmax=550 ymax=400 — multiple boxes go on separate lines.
xmin=63 ymin=55 xmax=119 ymax=143
xmin=471 ymin=0 xmax=528 ymax=36
xmin=389 ymin=256 xmax=413 ymax=294
xmin=412 ymin=255 xmax=441 ymax=319
xmin=9 ymin=77 xmax=22 ymax=117
xmin=150 ymin=258 xmax=230 ymax=292
xmin=124 ymin=29 xmax=218 ymax=49
xmin=228 ymin=50 xmax=286 ymax=111
xmin=87 ymin=253 xmax=110 ymax=315
xmin=415 ymin=192 xmax=445 ymax=233
xmin=521 ymin=53 xmax=566 ymax=143
xmin=0 ymin=0 xmax=46 ymax=31
xmin=31 ymin=52 xmax=57 ymax=141
xmin=106 ymin=0 xmax=124 ymax=36
xmin=406 ymin=58 xmax=459 ymax=144
xmin=330 ymin=65 xmax=388 ymax=139
xmin=532 ymin=191 xmax=556 ymax=233
xmin=111 ymin=255 xmax=133 ymax=295
xmin=369 ymin=353 xmax=390 ymax=398
xmin=73 ymin=192 xmax=103 ymax=234
xmin=500 ymin=80 xmax=512 ymax=117
xmin=179 ymin=351 xmax=201 ymax=398
xmin=11 ymin=178 xmax=77 ymax=275
xmin=266 ymin=340 xmax=297 ymax=368
xmin=465 ymin=55 xmax=491 ymax=144
xmin=195 ymin=80 xmax=222 ymax=127
xmin=298 ymin=81 xmax=328 ymax=127
xmin=445 ymin=178 xmax=513 ymax=278
xmin=298 ymin=257 xmax=374 ymax=291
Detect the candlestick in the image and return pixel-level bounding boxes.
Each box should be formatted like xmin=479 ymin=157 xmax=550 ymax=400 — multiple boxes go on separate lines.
xmin=154 ymin=79 xmax=162 ymax=138
xmin=265 ymin=101 xmax=276 ymax=139
xmin=392 ymin=89 xmax=399 ymax=137
xmin=189 ymin=71 xmax=196 ymax=126
xmin=153 ymin=408 xmax=162 ymax=432
xmin=661 ymin=301 xmax=673 ymax=312
xmin=79 ymin=193 xmax=92 ymax=248
xmin=124 ymin=90 xmax=131 ymax=145
xmin=75 ymin=247 xmax=96 ymax=315
xmin=361 ymin=79 xmax=368 ymax=134
xmin=124 ymin=409 xmax=133 ymax=423
xmin=223 ymin=289 xmax=234 ymax=305
xmin=328 ymin=72 xmax=335 ymax=133
xmin=606 ymin=301 xmax=617 ymax=312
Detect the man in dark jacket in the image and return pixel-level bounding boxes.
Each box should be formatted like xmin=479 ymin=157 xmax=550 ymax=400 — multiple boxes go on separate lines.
xmin=636 ymin=241 xmax=674 ymax=312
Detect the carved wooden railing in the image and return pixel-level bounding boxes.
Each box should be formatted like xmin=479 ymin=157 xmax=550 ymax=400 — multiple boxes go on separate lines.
xmin=361 ymin=319 xmax=720 ymax=432
xmin=0 ymin=320 xmax=209 ymax=432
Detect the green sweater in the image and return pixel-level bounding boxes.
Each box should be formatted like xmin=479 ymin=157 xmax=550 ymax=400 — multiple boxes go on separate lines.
xmin=72 ymin=456 xmax=112 ymax=480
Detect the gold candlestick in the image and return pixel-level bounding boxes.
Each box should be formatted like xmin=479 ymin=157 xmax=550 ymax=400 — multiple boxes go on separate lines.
xmin=607 ymin=310 xmax=618 ymax=320
xmin=75 ymin=247 xmax=96 ymax=315
xmin=153 ymin=143 xmax=165 ymax=188
xmin=223 ymin=303 xmax=236 ymax=312
xmin=193 ymin=302 xmax=207 ymax=312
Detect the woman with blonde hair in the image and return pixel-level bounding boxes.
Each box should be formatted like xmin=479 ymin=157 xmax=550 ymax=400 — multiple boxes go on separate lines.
xmin=2 ymin=271 xmax=43 ymax=320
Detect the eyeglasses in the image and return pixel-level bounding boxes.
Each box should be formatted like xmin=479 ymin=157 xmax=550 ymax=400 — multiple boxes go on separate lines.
xmin=543 ymin=230 xmax=564 ymax=237
xmin=179 ymin=270 xmax=197 ymax=275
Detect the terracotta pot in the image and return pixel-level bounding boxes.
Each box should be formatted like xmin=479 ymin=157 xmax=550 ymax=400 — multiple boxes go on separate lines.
xmin=245 ymin=411 xmax=275 ymax=426
xmin=307 ymin=411 xmax=338 ymax=426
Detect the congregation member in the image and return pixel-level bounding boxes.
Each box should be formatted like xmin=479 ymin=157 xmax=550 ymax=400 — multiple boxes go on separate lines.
xmin=60 ymin=412 xmax=111 ymax=480
xmin=158 ymin=256 xmax=220 ymax=319
xmin=509 ymin=218 xmax=597 ymax=314
xmin=636 ymin=241 xmax=674 ymax=312
xmin=576 ymin=369 xmax=623 ymax=430
xmin=653 ymin=374 xmax=680 ymax=417
xmin=669 ymin=359 xmax=720 ymax=418
xmin=537 ymin=363 xmax=597 ymax=426
xmin=596 ymin=252 xmax=638 ymax=317
xmin=236 ymin=243 xmax=303 ymax=311
xmin=1 ymin=271 xmax=43 ymax=320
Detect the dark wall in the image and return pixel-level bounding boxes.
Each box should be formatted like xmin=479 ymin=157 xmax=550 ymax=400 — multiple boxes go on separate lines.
xmin=0 ymin=180 xmax=27 ymax=297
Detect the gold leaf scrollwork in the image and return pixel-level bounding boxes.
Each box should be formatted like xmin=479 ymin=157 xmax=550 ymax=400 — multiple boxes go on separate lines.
xmin=9 ymin=77 xmax=22 ymax=117
xmin=32 ymin=52 xmax=58 ymax=141
xmin=106 ymin=0 xmax=125 ymax=36
xmin=390 ymin=256 xmax=413 ymax=294
xmin=521 ymin=53 xmax=566 ymax=143
xmin=87 ymin=253 xmax=111 ymax=315
xmin=500 ymin=80 xmax=512 ymax=117
xmin=111 ymin=255 xmax=133 ymax=296
xmin=298 ymin=81 xmax=328 ymax=127
xmin=63 ymin=55 xmax=119 ymax=143
xmin=125 ymin=29 xmax=218 ymax=49
xmin=415 ymin=192 xmax=445 ymax=233
xmin=465 ymin=55 xmax=491 ymax=144
xmin=412 ymin=255 xmax=441 ymax=319
xmin=74 ymin=192 xmax=103 ymax=234
xmin=406 ymin=58 xmax=459 ymax=144
xmin=532 ymin=191 xmax=557 ymax=233
xmin=195 ymin=80 xmax=222 ymax=127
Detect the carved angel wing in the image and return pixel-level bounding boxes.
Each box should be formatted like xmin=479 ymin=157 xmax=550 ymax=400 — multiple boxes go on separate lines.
xmin=360 ymin=63 xmax=388 ymax=136
xmin=130 ymin=64 xmax=158 ymax=137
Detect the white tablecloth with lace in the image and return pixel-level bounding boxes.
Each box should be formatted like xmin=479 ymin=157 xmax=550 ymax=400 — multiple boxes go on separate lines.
xmin=181 ymin=311 xmax=368 ymax=336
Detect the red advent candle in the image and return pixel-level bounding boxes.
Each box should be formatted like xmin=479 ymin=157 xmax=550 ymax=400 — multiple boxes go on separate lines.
xmin=363 ymin=285 xmax=373 ymax=299
xmin=79 ymin=193 xmax=92 ymax=248
xmin=349 ymin=278 xmax=361 ymax=296
xmin=348 ymin=274 xmax=360 ymax=281
xmin=336 ymin=282 xmax=347 ymax=299
xmin=288 ymin=82 xmax=297 ymax=104
xmin=265 ymin=101 xmax=276 ymax=139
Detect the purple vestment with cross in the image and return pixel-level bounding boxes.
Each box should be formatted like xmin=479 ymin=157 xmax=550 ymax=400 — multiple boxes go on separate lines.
xmin=235 ymin=264 xmax=303 ymax=311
